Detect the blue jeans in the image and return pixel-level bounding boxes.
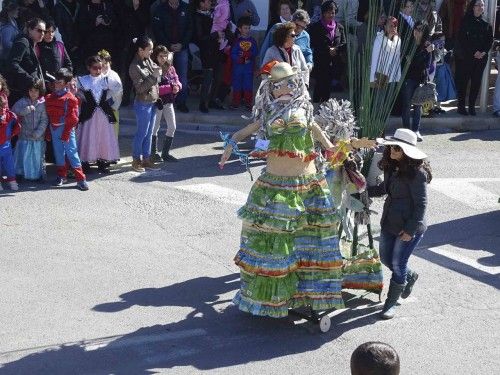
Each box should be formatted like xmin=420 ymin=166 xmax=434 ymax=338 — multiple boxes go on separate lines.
xmin=379 ymin=229 xmax=424 ymax=284
xmin=400 ymin=78 xmax=422 ymax=132
xmin=0 ymin=142 xmax=15 ymax=179
xmin=50 ymin=126 xmax=82 ymax=168
xmin=173 ymin=49 xmax=188 ymax=106
xmin=133 ymin=101 xmax=156 ymax=159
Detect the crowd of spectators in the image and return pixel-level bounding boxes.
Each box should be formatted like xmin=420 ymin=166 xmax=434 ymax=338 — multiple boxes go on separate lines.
xmin=0 ymin=1 xmax=497 ymax=115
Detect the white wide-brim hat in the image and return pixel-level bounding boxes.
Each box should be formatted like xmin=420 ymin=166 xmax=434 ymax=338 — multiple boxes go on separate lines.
xmin=377 ymin=128 xmax=427 ymax=160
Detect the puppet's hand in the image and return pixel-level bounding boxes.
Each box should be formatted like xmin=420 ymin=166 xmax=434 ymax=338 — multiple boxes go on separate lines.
xmin=219 ymin=145 xmax=233 ymax=169
xmin=350 ymin=137 xmax=376 ymax=149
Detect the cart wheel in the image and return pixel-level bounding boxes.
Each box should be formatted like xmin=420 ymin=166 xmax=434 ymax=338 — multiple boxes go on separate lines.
xmin=319 ymin=315 xmax=331 ymax=333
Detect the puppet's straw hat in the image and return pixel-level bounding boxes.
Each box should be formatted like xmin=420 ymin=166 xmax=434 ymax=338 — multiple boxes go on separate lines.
xmin=269 ymin=62 xmax=298 ymax=82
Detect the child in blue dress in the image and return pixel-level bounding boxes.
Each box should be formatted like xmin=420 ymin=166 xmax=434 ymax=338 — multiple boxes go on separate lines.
xmin=12 ymin=81 xmax=48 ymax=181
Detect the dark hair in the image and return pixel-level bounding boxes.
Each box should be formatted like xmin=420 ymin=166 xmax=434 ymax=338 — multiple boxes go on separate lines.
xmin=321 ymin=0 xmax=337 ymax=14
xmin=385 ymin=16 xmax=399 ymax=29
xmin=44 ymin=18 xmax=56 ymax=31
xmin=29 ymin=80 xmax=45 ymax=96
xmin=277 ymin=0 xmax=293 ymax=13
xmin=54 ymin=68 xmax=73 ymax=83
xmin=465 ymin=0 xmax=483 ymax=17
xmin=0 ymin=74 xmax=10 ymax=96
xmin=378 ymin=146 xmax=433 ymax=183
xmin=273 ymin=21 xmax=295 ymax=47
xmin=85 ymin=55 xmax=102 ymax=68
xmin=350 ymin=342 xmax=400 ymax=375
xmin=26 ymin=17 xmax=45 ymax=31
xmin=0 ymin=0 xmax=19 ymax=24
xmin=151 ymin=45 xmax=170 ymax=64
xmin=413 ymin=20 xmax=431 ymax=46
xmin=237 ymin=16 xmax=252 ymax=29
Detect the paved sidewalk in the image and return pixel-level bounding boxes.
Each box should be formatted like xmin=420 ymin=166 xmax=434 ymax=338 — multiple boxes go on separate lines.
xmin=119 ymin=97 xmax=500 ymax=134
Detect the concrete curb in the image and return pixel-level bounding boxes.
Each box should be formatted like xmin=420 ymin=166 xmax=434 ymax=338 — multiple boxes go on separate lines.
xmin=119 ymin=107 xmax=500 ymax=134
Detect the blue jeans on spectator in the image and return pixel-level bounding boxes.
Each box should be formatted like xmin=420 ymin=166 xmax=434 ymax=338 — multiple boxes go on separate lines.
xmin=174 ymin=49 xmax=189 ymax=106
xmin=400 ymin=78 xmax=422 ymax=132
xmin=133 ymin=100 xmax=156 ymax=160
xmin=379 ymin=229 xmax=424 ymax=284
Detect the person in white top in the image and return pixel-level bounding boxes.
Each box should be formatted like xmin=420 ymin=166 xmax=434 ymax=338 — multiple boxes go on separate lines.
xmin=370 ymin=16 xmax=401 ymax=87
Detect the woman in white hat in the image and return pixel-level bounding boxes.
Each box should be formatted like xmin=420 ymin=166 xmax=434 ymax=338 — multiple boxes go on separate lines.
xmin=219 ymin=61 xmax=369 ymax=319
xmin=373 ymin=128 xmax=432 ymax=319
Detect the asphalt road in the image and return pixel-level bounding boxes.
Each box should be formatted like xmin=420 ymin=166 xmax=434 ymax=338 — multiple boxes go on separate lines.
xmin=0 ymin=122 xmax=499 ymax=375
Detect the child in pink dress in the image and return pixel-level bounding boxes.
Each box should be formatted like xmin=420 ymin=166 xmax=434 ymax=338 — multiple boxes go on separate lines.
xmin=211 ymin=0 xmax=230 ymax=50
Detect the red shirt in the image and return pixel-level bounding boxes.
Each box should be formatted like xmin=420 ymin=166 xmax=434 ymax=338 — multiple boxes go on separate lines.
xmin=45 ymin=91 xmax=79 ymax=133
xmin=0 ymin=110 xmax=20 ymax=146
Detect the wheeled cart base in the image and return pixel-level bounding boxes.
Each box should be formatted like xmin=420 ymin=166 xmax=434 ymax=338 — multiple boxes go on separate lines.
xmin=288 ymin=307 xmax=335 ymax=333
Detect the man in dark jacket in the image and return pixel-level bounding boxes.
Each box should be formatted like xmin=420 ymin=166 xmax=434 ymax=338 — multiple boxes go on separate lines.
xmin=53 ymin=0 xmax=80 ymax=65
xmin=152 ymin=0 xmax=192 ymax=112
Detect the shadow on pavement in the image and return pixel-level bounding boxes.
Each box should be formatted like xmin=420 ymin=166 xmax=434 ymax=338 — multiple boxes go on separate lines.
xmin=0 ymin=274 xmax=380 ymax=374
xmin=449 ymin=129 xmax=500 ymax=141
xmin=416 ymin=210 xmax=500 ymax=289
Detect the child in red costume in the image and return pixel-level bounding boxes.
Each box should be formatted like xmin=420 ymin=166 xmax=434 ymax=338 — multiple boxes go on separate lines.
xmin=45 ymin=68 xmax=89 ymax=191
xmin=0 ymin=95 xmax=20 ymax=191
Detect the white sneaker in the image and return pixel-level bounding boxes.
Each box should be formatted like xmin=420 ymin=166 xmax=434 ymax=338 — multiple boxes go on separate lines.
xmin=415 ymin=131 xmax=423 ymax=142
xmin=7 ymin=181 xmax=18 ymax=191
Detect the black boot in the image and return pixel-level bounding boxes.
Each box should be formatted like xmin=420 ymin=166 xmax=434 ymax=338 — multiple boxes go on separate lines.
xmin=161 ymin=136 xmax=178 ymax=162
xmin=151 ymin=135 xmax=162 ymax=162
xmin=401 ymin=270 xmax=419 ymax=299
xmin=97 ymin=160 xmax=110 ymax=174
xmin=380 ymin=280 xmax=406 ymax=320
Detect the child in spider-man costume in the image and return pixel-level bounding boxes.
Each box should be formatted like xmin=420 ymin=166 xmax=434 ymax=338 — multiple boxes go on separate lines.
xmin=0 ymin=94 xmax=20 ymax=191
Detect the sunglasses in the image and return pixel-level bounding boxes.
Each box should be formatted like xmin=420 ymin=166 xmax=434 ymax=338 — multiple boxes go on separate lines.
xmin=289 ymin=34 xmax=297 ymax=38
xmin=391 ymin=145 xmax=402 ymax=152
xmin=90 ymin=65 xmax=102 ymax=71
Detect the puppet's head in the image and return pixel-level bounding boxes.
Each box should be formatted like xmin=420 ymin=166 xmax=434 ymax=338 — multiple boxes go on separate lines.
xmin=269 ymin=62 xmax=300 ymax=102
xmin=252 ymin=61 xmax=311 ymax=126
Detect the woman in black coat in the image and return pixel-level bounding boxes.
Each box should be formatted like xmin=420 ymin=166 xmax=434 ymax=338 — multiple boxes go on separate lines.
xmin=6 ymin=17 xmax=46 ymax=106
xmin=454 ymin=0 xmax=493 ymax=116
xmin=400 ymin=20 xmax=433 ymax=141
xmin=371 ymin=128 xmax=432 ymax=320
xmin=36 ymin=19 xmax=73 ymax=89
xmin=191 ymin=0 xmax=225 ymax=113
xmin=77 ymin=0 xmax=118 ymax=65
xmin=309 ymin=0 xmax=346 ymax=103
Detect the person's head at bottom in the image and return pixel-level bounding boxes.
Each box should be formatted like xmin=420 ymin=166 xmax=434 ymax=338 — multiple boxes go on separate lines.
xmin=351 ymin=341 xmax=400 ymax=375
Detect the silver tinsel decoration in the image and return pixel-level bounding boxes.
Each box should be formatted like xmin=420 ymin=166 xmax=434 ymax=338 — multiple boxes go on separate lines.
xmin=315 ymin=98 xmax=357 ymax=141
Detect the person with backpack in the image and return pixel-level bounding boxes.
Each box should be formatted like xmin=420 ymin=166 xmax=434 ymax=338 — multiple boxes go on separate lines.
xmin=35 ymin=19 xmax=73 ymax=91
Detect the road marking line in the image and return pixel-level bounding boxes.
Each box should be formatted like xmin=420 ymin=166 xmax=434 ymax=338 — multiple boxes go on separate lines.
xmin=427 ymin=247 xmax=500 ymax=275
xmin=175 ymin=183 xmax=247 ymax=206
xmin=84 ymin=328 xmax=207 ymax=351
xmin=430 ymin=178 xmax=500 ymax=210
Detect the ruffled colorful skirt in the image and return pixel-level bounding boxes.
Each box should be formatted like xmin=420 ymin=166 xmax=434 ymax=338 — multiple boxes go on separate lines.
xmin=233 ymin=172 xmax=345 ymax=318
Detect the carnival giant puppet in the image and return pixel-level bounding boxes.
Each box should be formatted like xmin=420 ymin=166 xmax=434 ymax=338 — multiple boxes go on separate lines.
xmin=219 ymin=62 xmax=375 ymax=319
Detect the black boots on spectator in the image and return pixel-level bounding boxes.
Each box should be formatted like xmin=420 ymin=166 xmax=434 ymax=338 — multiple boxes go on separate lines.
xmin=380 ymin=280 xmax=406 ymax=320
xmin=161 ymin=136 xmax=178 ymax=162
xmin=151 ymin=135 xmax=163 ymax=162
